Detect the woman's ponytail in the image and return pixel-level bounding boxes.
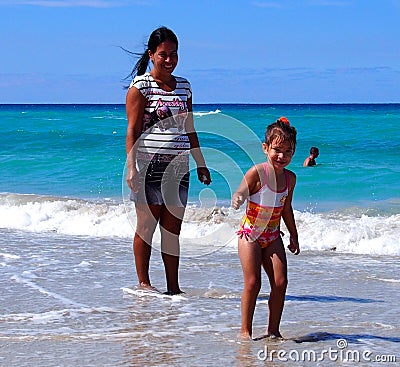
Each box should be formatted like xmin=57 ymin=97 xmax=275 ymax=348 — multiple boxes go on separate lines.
xmin=131 ymin=51 xmax=150 ymax=77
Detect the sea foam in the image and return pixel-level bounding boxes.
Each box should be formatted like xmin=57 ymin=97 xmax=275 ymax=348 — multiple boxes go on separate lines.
xmin=0 ymin=193 xmax=399 ymax=256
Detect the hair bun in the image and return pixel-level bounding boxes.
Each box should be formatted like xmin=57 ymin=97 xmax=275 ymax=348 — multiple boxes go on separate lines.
xmin=277 ymin=116 xmax=290 ymax=126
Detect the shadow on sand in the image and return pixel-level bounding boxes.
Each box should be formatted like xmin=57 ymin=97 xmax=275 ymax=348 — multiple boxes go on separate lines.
xmin=292 ymin=332 xmax=400 ymax=344
xmin=259 ymin=294 xmax=383 ymax=304
xmin=285 ymin=294 xmax=383 ymax=303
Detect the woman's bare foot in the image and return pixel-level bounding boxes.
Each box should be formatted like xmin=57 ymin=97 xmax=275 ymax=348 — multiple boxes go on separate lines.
xmin=164 ymin=289 xmax=184 ymax=296
xmin=138 ymin=282 xmax=159 ymax=293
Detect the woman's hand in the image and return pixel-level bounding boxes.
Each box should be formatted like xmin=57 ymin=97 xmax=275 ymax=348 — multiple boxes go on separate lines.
xmin=197 ymin=166 xmax=211 ymax=185
xmin=126 ymin=165 xmax=140 ymax=193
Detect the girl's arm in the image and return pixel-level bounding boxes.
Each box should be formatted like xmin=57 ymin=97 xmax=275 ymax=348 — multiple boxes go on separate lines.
xmin=282 ymin=171 xmax=300 ymax=254
xmin=125 ymin=86 xmax=145 ymax=192
xmin=185 ymin=97 xmax=211 ymax=185
xmin=232 ymin=165 xmax=262 ymax=210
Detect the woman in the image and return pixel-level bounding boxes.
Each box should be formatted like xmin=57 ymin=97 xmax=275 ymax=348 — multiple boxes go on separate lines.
xmin=125 ymin=26 xmax=211 ymax=295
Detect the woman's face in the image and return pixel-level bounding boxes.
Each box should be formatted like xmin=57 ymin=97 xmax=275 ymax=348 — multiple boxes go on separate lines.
xmin=149 ymin=40 xmax=178 ymax=76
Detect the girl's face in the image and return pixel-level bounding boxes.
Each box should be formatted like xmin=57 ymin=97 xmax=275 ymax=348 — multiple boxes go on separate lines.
xmin=263 ymin=138 xmax=294 ymax=171
xmin=149 ymin=40 xmax=178 ymax=77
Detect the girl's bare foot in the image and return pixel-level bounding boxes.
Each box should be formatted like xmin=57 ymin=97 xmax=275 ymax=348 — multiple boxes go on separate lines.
xmin=267 ymin=331 xmax=283 ymax=339
xmin=237 ymin=332 xmax=252 ymax=341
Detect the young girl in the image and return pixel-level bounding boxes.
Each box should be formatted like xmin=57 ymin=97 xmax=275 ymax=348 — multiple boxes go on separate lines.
xmin=232 ymin=117 xmax=300 ymax=340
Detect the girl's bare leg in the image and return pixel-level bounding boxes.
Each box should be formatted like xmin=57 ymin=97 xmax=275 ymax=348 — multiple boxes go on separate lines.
xmin=238 ymin=238 xmax=262 ymax=339
xmin=262 ymin=237 xmax=288 ymax=337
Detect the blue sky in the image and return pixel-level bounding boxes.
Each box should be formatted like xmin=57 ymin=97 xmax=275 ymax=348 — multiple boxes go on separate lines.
xmin=1 ymin=0 xmax=399 ymax=104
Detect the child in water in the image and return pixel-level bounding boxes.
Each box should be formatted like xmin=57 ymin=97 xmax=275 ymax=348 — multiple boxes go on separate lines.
xmin=232 ymin=117 xmax=300 ymax=340
xmin=303 ymin=146 xmax=319 ymax=167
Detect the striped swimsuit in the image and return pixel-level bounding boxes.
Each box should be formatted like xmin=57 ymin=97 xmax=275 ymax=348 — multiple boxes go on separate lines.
xmin=237 ymin=163 xmax=289 ymax=248
xmin=128 ymin=73 xmax=192 ymax=206
xmin=129 ymin=72 xmax=191 ymax=160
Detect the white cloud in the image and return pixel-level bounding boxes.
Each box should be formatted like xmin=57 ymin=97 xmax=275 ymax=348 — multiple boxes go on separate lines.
xmin=252 ymin=0 xmax=350 ymax=8
xmin=0 ymin=0 xmax=133 ymax=7
xmin=307 ymin=0 xmax=350 ymax=6
xmin=251 ymin=2 xmax=283 ymax=8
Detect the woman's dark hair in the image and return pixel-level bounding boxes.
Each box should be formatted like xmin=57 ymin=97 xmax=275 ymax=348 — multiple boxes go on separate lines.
xmin=127 ymin=26 xmax=178 ymax=78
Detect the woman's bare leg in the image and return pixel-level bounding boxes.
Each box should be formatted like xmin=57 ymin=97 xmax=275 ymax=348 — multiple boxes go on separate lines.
xmin=159 ymin=205 xmax=185 ymax=294
xmin=133 ymin=204 xmax=161 ymax=289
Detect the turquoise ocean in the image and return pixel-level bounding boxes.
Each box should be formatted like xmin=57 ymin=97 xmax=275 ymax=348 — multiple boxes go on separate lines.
xmin=1 ymin=104 xmax=399 ymax=366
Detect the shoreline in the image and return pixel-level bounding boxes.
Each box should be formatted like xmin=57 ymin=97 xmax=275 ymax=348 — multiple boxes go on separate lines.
xmin=1 ymin=102 xmax=400 ymax=106
xmin=1 ymin=239 xmax=399 ymax=366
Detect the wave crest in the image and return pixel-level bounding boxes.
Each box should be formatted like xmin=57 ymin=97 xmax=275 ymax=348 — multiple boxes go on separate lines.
xmin=1 ymin=193 xmax=399 ymax=256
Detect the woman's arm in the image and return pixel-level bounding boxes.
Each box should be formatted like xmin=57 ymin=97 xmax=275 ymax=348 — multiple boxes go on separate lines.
xmin=125 ymin=86 xmax=145 ymax=191
xmin=185 ymin=96 xmax=211 ymax=185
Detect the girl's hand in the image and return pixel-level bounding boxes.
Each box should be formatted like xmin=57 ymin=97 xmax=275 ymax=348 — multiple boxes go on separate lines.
xmin=232 ymin=193 xmax=245 ymax=210
xmin=197 ymin=167 xmax=212 ymax=185
xmin=287 ymin=235 xmax=300 ymax=255
xmin=126 ymin=166 xmax=140 ymax=193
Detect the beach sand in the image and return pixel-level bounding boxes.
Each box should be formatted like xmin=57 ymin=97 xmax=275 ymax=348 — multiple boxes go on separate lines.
xmin=1 ymin=228 xmax=399 ymax=366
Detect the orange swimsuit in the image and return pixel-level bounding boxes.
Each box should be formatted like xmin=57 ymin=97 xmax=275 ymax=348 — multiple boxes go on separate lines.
xmin=237 ymin=163 xmax=289 ymax=248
